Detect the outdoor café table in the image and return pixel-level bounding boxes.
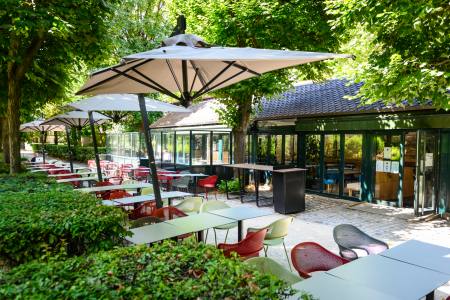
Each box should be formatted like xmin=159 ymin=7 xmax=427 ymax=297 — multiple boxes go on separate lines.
xmin=380 ymin=240 xmax=450 ymax=276
xmin=56 ymin=176 xmax=110 ymax=187
xmin=207 ymin=206 xmax=272 ymax=241
xmin=48 ymin=171 xmax=97 ymax=177
xmin=30 ymin=167 xmax=70 ymax=173
xmin=126 ymin=222 xmax=183 ymax=245
xmin=103 ymin=191 xmax=192 ymax=207
xmin=326 ymin=254 xmax=450 ymax=300
xmin=76 ymin=182 xmax=153 ymax=194
xmin=289 ymin=272 xmax=399 ymax=300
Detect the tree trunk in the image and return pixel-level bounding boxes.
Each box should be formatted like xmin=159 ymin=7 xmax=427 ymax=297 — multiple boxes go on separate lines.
xmin=1 ymin=118 xmax=10 ymax=163
xmin=7 ymin=76 xmax=21 ymax=173
xmin=232 ymin=100 xmax=252 ymax=165
xmin=54 ymin=131 xmax=58 ymax=145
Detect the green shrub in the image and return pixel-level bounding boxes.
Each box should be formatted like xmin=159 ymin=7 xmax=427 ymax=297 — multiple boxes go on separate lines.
xmin=31 ymin=144 xmax=106 ymax=162
xmin=218 ymin=178 xmax=241 ymax=193
xmin=0 ymin=241 xmax=295 ymax=299
xmin=0 ymin=178 xmax=129 ymax=267
xmin=0 ymin=172 xmax=71 ymax=193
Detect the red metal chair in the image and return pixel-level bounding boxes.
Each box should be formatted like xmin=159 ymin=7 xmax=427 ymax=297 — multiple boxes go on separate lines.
xmin=87 ymin=160 xmax=96 ymax=169
xmin=291 ymin=242 xmax=349 ymax=279
xmin=198 ymin=175 xmax=218 ymax=200
xmin=218 ymin=228 xmax=268 ymax=260
xmin=61 ymin=174 xmax=82 ymax=188
xmin=94 ymin=181 xmax=114 ymax=199
xmin=134 ymin=167 xmax=150 ymax=182
xmin=157 ymin=173 xmax=174 ymax=191
xmin=129 ymin=201 xmax=157 ymax=220
xmin=119 ymin=163 xmax=133 ymax=179
xmin=106 ymin=190 xmax=132 ymax=200
xmin=151 ymin=206 xmax=191 ymax=239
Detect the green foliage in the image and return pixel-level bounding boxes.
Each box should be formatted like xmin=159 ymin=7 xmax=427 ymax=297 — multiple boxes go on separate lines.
xmin=31 ymin=144 xmax=107 ymax=162
xmin=327 ymin=0 xmax=450 ymax=109
xmin=0 ymin=174 xmax=128 ymax=267
xmin=218 ymin=178 xmax=241 ymax=193
xmin=0 ymin=241 xmax=295 ymax=299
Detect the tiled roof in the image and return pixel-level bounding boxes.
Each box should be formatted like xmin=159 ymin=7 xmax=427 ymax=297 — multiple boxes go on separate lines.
xmin=255 ymin=79 xmax=433 ymax=120
xmin=150 ymin=99 xmax=222 ymax=128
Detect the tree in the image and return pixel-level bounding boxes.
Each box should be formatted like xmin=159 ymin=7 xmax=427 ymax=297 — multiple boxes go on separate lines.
xmin=0 ymin=0 xmax=117 ymax=173
xmin=326 ymin=0 xmax=449 ymax=108
xmin=170 ymin=0 xmax=339 ymax=164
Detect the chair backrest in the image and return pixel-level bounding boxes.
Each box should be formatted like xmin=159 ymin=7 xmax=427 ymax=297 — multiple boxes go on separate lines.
xmin=107 ymin=190 xmax=132 ymax=200
xmin=129 ymin=216 xmax=162 ymax=229
xmin=199 ymin=200 xmax=229 ymax=213
xmin=129 ymin=201 xmax=157 ymax=220
xmin=198 ymin=175 xmax=218 ymax=186
xmin=291 ymin=242 xmax=349 ymax=278
xmin=265 ymin=217 xmax=294 ymax=240
xmin=245 ymin=257 xmax=302 ymax=285
xmin=87 ymin=160 xmax=96 ymax=168
xmin=235 ymin=229 xmax=268 ymax=257
xmin=141 ymin=187 xmax=154 ymax=195
xmin=172 ymin=175 xmax=191 ymax=186
xmin=95 ymin=181 xmax=114 ymax=187
xmin=151 ymin=206 xmax=187 ymax=221
xmin=135 ymin=167 xmax=150 ymax=177
xmin=175 ymin=197 xmax=203 ymax=213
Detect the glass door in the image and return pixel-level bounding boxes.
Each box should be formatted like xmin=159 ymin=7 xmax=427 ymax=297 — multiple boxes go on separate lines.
xmin=323 ymin=134 xmax=340 ymax=195
xmin=415 ymin=130 xmax=438 ymax=215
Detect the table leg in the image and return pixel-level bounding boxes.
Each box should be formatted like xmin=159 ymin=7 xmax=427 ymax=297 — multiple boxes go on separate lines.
xmin=239 ymin=168 xmax=244 ymax=203
xmin=225 ymin=178 xmax=229 ymax=199
xmin=425 ymin=291 xmax=434 ymax=300
xmin=255 ymin=169 xmax=260 ymax=207
xmin=168 ymin=197 xmax=172 ymax=206
xmin=238 ymin=220 xmax=243 ymax=242
xmin=197 ymin=230 xmax=204 ymax=243
xmin=194 ymin=177 xmax=198 ymax=195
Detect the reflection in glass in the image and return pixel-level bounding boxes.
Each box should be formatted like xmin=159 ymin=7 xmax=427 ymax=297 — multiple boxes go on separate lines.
xmin=403 ymin=132 xmax=416 ymax=207
xmin=324 ymin=134 xmax=340 ymax=194
xmin=192 ymin=132 xmax=210 ymax=165
xmin=257 ymin=135 xmax=269 ymax=164
xmin=285 ymin=134 xmax=298 ymax=166
xmin=344 ymin=134 xmax=362 ymax=198
xmin=373 ymin=135 xmax=401 ymax=203
xmin=162 ymin=132 xmax=174 ymax=163
xmin=213 ymin=133 xmax=230 ymax=164
xmin=176 ymin=132 xmax=190 ymax=165
xmin=305 ymin=134 xmax=321 ymax=190
xmin=274 ymin=135 xmax=283 ymax=165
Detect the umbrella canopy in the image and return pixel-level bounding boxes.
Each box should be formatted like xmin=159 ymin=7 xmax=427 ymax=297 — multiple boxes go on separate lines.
xmin=20 ymin=119 xmax=65 ymax=133
xmin=69 ymin=94 xmax=190 ymax=113
xmin=40 ymin=111 xmax=110 ymax=128
xmin=77 ymin=34 xmax=352 ymax=105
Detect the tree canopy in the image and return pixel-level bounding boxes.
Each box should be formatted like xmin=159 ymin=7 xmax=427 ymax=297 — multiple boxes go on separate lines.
xmin=327 ymin=0 xmax=449 ymax=108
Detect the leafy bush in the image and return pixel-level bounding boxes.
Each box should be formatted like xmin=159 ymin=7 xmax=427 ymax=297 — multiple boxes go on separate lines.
xmin=0 ymin=241 xmax=295 ymax=299
xmin=31 ymin=144 xmax=106 ymax=162
xmin=0 ymin=176 xmax=128 ymax=267
xmin=218 ymin=178 xmax=241 ymax=193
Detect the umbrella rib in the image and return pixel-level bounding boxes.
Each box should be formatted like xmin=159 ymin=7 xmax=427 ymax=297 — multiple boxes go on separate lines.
xmin=229 ymin=62 xmax=261 ymax=76
xmin=110 ymin=68 xmax=172 ymax=97
xmin=165 ymin=59 xmax=183 ymax=95
xmin=195 ymin=68 xmax=247 ymax=99
xmin=189 ymin=67 xmax=199 ymax=94
xmin=132 ymin=68 xmax=181 ymax=101
xmin=192 ymin=61 xmax=236 ymax=99
xmin=190 ymin=61 xmax=207 ymax=86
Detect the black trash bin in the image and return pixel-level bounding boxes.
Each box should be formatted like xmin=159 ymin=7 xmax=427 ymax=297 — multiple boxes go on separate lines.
xmin=272 ymin=168 xmax=306 ymax=214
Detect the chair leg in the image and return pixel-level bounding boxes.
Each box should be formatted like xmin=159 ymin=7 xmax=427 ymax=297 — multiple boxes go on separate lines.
xmin=213 ymin=228 xmax=217 ymax=246
xmin=264 ymin=245 xmax=268 ymax=257
xmin=205 ymin=229 xmax=209 ymax=242
xmin=283 ymin=241 xmax=292 ymax=271
xmin=224 ymin=229 xmax=229 ymax=243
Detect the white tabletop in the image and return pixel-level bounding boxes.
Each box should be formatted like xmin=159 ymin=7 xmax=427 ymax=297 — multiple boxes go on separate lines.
xmin=30 ymin=167 xmax=70 ymax=173
xmin=48 ymin=171 xmax=97 ymax=177
xmin=56 ymin=176 xmax=110 ymax=183
xmin=102 ymin=191 xmax=192 ymax=206
xmin=164 ymin=173 xmax=207 ymax=177
xmin=76 ymin=182 xmax=153 ymax=193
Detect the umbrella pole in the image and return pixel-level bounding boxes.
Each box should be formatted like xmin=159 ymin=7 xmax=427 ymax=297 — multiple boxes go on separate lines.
xmin=138 ymin=94 xmax=163 ymax=208
xmin=65 ymin=126 xmax=74 ymax=173
xmin=41 ymin=131 xmax=46 ymax=164
xmin=88 ymin=111 xmax=103 ymax=181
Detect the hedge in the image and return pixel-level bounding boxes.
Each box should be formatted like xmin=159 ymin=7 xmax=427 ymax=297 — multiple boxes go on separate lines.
xmin=0 ymin=174 xmax=129 ymax=267
xmin=31 ymin=144 xmax=107 ymax=162
xmin=0 ymin=241 xmax=297 ymax=299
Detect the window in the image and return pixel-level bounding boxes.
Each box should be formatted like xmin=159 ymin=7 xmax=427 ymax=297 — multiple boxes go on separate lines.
xmin=305 ymin=134 xmax=321 ymax=190
xmin=344 ymin=134 xmax=362 ymax=198
xmin=212 ymin=133 xmax=230 ymax=164
xmin=192 ymin=132 xmax=210 ymax=165
xmin=176 ymin=132 xmax=190 ymax=165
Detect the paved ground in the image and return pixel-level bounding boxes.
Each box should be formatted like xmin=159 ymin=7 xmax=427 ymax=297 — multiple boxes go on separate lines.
xmin=22 ymin=151 xmax=450 ymax=298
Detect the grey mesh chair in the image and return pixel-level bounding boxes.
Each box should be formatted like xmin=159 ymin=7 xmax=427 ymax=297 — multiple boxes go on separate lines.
xmin=333 ymin=224 xmax=389 ymax=260
xmin=171 ymin=175 xmax=191 ymax=192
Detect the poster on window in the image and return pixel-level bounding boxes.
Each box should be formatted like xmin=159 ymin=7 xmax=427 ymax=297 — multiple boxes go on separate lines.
xmin=384 ymin=147 xmax=392 ymax=159
xmin=376 ymin=160 xmax=384 ymax=172
xmin=425 ymin=153 xmax=433 ymax=167
xmin=383 ymin=160 xmax=391 ymax=172
xmin=391 ymin=161 xmax=399 ymax=174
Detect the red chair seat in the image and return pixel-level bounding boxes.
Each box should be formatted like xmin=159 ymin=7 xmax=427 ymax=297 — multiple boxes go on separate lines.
xmin=218 ymin=228 xmax=268 ymax=260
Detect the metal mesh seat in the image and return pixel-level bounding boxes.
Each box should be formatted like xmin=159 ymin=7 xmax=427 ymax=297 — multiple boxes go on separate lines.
xmin=333 ymin=224 xmax=389 ymax=260
xmin=291 ymin=242 xmax=349 ymax=278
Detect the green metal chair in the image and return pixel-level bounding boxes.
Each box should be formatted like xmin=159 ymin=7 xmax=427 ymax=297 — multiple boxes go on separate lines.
xmin=174 ymin=196 xmax=203 ymax=215
xmin=247 ymin=216 xmax=294 ymax=270
xmin=199 ymin=200 xmax=237 ymax=245
xmin=245 ymin=257 xmax=302 ymax=285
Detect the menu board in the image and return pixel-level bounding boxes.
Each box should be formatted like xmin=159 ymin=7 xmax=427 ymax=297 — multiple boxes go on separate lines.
xmin=383 ymin=161 xmax=391 ymax=172
xmin=391 ymin=161 xmax=399 ymax=174
xmin=425 ymin=153 xmax=433 ymax=167
xmin=384 ymin=147 xmax=392 ymax=159
xmin=376 ymin=160 xmax=384 ymax=172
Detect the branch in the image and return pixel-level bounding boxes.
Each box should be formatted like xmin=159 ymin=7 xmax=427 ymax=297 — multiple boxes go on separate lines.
xmin=15 ymin=28 xmax=46 ymax=82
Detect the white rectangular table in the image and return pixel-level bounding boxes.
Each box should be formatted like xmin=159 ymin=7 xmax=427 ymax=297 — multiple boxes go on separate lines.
xmin=76 ymin=183 xmax=153 ymax=194
xmin=102 ymin=191 xmax=192 ymax=206
xmin=49 ymin=171 xmax=97 ymax=177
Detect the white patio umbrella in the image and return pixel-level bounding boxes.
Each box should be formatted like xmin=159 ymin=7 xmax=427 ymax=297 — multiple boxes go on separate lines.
xmin=41 ymin=111 xmax=111 ymax=173
xmin=77 ymin=34 xmax=352 ymax=208
xmin=68 ymin=94 xmax=190 ymax=188
xmin=20 ymin=119 xmax=65 ymax=164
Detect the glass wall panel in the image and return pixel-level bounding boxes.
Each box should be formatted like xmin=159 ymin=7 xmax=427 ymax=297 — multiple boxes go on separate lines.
xmin=151 ymin=132 xmax=162 ymax=162
xmin=192 ymin=132 xmax=210 ymax=165
xmin=257 ymin=135 xmax=269 ymax=164
xmin=305 ymin=134 xmax=321 ymax=190
xmin=373 ymin=134 xmax=401 ymax=203
xmin=176 ymin=132 xmax=190 ymax=165
xmin=403 ymin=132 xmax=417 ymax=207
xmin=162 ymin=132 xmax=174 ymax=163
xmin=273 ymin=135 xmax=283 ymax=165
xmin=344 ymin=134 xmax=362 ymax=198
xmin=323 ymin=134 xmax=340 ymax=194
xmin=213 ymin=133 xmax=230 ymax=164
xmin=285 ymin=134 xmax=298 ymax=166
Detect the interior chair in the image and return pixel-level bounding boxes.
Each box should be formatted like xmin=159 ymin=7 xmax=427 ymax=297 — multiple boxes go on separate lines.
xmin=198 ymin=175 xmax=218 ymax=200
xmin=333 ymin=224 xmax=389 ymax=260
xmin=247 ymin=216 xmax=294 ymax=270
xmin=291 ymin=242 xmax=349 ymax=278
xmin=245 ymin=257 xmax=302 ymax=285
xmin=200 ymin=200 xmax=237 ymax=245
xmin=174 ymin=197 xmax=203 ymax=215
xmin=218 ymin=228 xmax=268 ymax=260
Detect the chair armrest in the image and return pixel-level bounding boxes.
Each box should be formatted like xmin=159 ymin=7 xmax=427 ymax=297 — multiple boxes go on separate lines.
xmin=247 ymin=227 xmax=263 ymax=233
